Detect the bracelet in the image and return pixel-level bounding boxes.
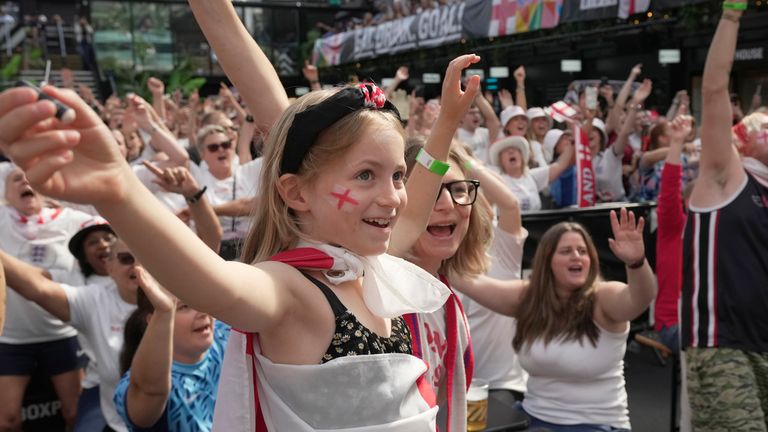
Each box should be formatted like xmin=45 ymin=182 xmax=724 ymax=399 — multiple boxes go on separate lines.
xmin=309 ymin=80 xmax=320 ymax=85
xmin=416 ymin=148 xmax=450 ymax=176
xmin=516 ymin=86 xmax=525 ymax=91
xmin=185 ymin=186 xmax=207 ymax=204
xmin=626 ymin=257 xmax=646 ymax=269
xmin=722 ymin=1 xmax=747 ymax=10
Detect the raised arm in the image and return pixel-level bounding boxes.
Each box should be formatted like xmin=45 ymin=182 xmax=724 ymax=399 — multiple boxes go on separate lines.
xmin=129 ymin=95 xmax=189 ymax=167
xmin=450 ymin=274 xmax=528 ymax=317
xmin=0 ymin=250 xmax=71 ymax=322
xmin=0 ymin=86 xmax=297 ymax=333
xmin=211 ymin=197 xmax=257 ymax=218
xmin=547 ymin=139 xmax=575 ymax=183
xmin=147 ymin=77 xmax=167 ymax=126
xmin=144 ymin=161 xmax=223 ymax=253
xmin=236 ymin=116 xmax=258 ymax=163
xmin=389 ymin=54 xmax=481 ymax=256
xmin=302 ymin=61 xmax=322 ymax=92
xmin=606 ymin=64 xmax=641 ymax=134
xmin=187 ymin=0 xmax=289 ymax=131
xmin=597 ymin=209 xmax=657 ymax=324
xmin=458 ymin=147 xmax=521 ymax=235
xmin=698 ymin=1 xmax=746 ymax=187
xmin=613 ymin=79 xmax=652 ymax=157
xmin=123 ymin=269 xmax=175 ymax=429
xmin=475 ymin=91 xmax=501 ymax=145
xmin=513 ymin=66 xmax=527 ymax=111
xmin=385 ymin=66 xmax=409 ymax=100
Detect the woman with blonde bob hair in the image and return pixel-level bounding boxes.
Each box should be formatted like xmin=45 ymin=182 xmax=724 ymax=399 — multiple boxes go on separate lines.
xmin=452 ymin=208 xmax=656 ymax=431
xmin=403 ymin=138 xmax=522 ymax=431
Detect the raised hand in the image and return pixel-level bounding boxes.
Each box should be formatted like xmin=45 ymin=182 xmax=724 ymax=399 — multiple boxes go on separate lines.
xmin=142 ymin=160 xmax=200 ymax=198
xmin=0 ymin=86 xmax=131 ymax=205
xmin=147 ymin=77 xmax=165 ymax=96
xmin=498 ymin=88 xmax=514 ymax=109
xmin=513 ymin=65 xmax=526 ymax=83
xmin=395 ymin=66 xmax=409 ymax=82
xmin=632 ymin=79 xmax=653 ymax=104
xmin=607 ymin=208 xmax=646 ymax=266
xmin=667 ymin=115 xmax=693 ymax=143
xmin=631 ymin=63 xmax=642 ymax=76
xmin=439 ymin=54 xmax=481 ymax=123
xmin=135 ymin=267 xmax=176 ymax=313
xmin=302 ymin=61 xmax=319 ymax=83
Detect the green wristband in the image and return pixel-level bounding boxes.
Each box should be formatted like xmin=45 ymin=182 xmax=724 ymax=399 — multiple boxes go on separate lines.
xmin=722 ymin=1 xmax=747 ymax=10
xmin=416 ymin=148 xmax=450 ymax=176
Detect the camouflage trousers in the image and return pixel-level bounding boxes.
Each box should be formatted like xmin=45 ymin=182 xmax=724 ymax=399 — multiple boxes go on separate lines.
xmin=686 ymin=347 xmax=768 ymax=431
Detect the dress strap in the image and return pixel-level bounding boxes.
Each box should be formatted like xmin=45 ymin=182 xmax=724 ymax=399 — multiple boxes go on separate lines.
xmin=301 ymin=271 xmax=347 ymax=317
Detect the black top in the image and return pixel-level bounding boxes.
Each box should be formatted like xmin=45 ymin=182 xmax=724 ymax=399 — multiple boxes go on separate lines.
xmin=681 ymin=173 xmax=768 ymax=352
xmin=301 ymin=272 xmax=412 ymax=363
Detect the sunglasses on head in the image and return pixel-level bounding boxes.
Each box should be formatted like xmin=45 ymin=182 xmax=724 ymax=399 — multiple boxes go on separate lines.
xmin=115 ymin=252 xmax=135 ymax=266
xmin=206 ymin=140 xmax=233 ymax=153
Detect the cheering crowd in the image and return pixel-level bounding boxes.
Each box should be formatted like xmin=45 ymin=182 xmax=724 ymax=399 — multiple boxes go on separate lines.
xmin=0 ymin=0 xmax=767 ymax=431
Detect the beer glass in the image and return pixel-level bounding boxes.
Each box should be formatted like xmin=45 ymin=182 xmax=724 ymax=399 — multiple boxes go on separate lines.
xmin=467 ymin=378 xmax=489 ymax=431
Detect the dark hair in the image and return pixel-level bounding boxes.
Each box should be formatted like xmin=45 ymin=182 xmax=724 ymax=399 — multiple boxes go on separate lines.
xmin=513 ymin=222 xmax=601 ymax=352
xmin=119 ymin=288 xmax=154 ymax=375
xmin=78 ymin=257 xmax=96 ymax=278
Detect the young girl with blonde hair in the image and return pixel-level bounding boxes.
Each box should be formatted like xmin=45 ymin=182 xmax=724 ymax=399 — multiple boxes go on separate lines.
xmin=0 ymin=51 xmax=481 ymax=431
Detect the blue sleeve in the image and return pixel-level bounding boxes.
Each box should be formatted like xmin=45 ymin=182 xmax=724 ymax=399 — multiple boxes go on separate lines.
xmin=114 ymin=370 xmax=170 ymax=432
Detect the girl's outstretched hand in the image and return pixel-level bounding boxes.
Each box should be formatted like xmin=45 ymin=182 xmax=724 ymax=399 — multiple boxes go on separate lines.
xmin=607 ymin=208 xmax=646 ymax=265
xmin=439 ymin=54 xmax=481 ymax=124
xmin=0 ymin=86 xmax=129 ymax=205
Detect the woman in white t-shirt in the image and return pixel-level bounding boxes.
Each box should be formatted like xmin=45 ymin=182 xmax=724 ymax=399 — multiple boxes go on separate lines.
xmin=189 ymin=125 xmax=263 ymax=260
xmin=489 ymin=136 xmax=573 ymax=212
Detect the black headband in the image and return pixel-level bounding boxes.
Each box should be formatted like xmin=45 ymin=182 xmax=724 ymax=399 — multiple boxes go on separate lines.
xmin=280 ymin=83 xmax=401 ymax=174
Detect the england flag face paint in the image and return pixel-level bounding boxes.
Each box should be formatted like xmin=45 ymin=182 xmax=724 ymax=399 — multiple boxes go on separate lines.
xmin=328 ymin=184 xmax=360 ymax=211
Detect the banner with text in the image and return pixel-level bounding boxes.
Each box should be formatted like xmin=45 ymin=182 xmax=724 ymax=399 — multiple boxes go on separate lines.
xmin=560 ymin=0 xmax=649 ymax=22
xmin=312 ymin=0 xmax=563 ymax=66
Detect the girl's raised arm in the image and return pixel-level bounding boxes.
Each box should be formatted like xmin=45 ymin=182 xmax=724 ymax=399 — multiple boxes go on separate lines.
xmin=187 ymin=0 xmax=289 ymax=132
xmin=389 ymin=54 xmax=481 ymax=257
xmin=0 ymin=86 xmax=297 ymax=333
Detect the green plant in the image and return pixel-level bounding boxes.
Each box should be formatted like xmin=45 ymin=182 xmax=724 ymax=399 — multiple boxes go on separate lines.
xmin=0 ymin=54 xmax=21 ymax=83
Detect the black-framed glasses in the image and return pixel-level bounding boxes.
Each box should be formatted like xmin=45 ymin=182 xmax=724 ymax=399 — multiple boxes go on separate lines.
xmin=115 ymin=252 xmax=136 ymax=266
xmin=436 ymin=180 xmax=480 ymax=206
xmin=205 ymin=140 xmax=233 ymax=153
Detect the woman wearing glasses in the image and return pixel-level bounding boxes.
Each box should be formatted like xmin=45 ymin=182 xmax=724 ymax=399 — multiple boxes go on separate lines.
xmin=403 ymin=140 xmax=522 ymax=431
xmin=189 ymin=125 xmax=264 ymax=260
xmin=0 ymin=238 xmax=143 ymax=432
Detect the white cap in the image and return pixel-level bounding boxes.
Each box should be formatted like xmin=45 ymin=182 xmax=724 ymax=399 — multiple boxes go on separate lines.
xmin=592 ymin=118 xmax=608 ymax=147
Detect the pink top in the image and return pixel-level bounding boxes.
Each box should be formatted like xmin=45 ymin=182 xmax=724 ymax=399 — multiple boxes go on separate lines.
xmin=654 ymin=162 xmax=685 ymax=330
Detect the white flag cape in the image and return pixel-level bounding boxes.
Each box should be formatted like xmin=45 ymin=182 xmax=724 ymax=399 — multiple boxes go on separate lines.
xmin=213 ymin=249 xmax=449 ymax=431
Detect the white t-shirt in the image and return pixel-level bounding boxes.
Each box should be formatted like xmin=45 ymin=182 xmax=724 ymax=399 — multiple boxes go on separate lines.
xmin=529 ymin=140 xmax=548 ymax=168
xmin=457 ymin=127 xmax=491 ymax=165
xmin=457 ymin=226 xmax=529 ymax=392
xmin=189 ymin=158 xmax=264 ymax=240
xmin=593 ymin=149 xmax=626 ymax=202
xmin=499 ymin=166 xmax=549 ymax=212
xmin=0 ymin=206 xmax=91 ymax=343
xmin=63 ymin=281 xmax=136 ymax=432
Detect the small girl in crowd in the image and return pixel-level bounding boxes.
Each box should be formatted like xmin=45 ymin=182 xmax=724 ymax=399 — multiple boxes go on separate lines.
xmin=0 ymin=50 xmax=481 ymax=431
